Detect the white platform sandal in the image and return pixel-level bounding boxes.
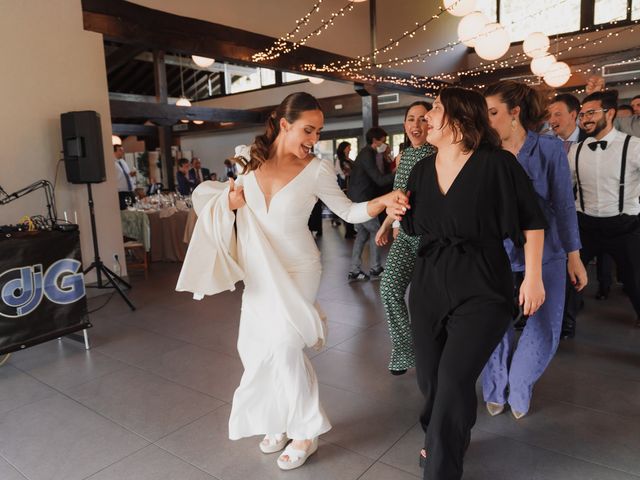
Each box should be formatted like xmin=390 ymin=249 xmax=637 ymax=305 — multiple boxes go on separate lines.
xmin=277 ymin=438 xmax=318 ymax=470
xmin=259 ymin=433 xmax=289 ymax=454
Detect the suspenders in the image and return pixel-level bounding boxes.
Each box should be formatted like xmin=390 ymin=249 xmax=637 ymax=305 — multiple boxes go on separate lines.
xmin=574 ymin=134 xmax=632 ymax=215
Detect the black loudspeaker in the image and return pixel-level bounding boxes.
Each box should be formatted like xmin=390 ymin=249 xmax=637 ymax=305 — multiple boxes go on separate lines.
xmin=60 ymin=111 xmax=106 ymax=184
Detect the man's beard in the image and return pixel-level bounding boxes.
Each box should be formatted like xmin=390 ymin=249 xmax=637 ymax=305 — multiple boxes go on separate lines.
xmin=583 ymin=116 xmax=607 ymax=138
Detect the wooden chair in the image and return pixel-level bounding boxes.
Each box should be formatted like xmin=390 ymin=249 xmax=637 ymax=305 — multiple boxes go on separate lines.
xmin=123 ymin=240 xmax=148 ymax=279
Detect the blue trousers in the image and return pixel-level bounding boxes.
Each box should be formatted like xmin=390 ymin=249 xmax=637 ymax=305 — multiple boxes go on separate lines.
xmin=481 ymin=258 xmax=566 ymax=414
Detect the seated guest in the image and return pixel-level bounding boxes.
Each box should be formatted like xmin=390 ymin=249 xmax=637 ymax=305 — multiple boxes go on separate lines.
xmin=176 ymin=158 xmax=195 ymax=195
xmin=210 ymin=172 xmax=218 ymax=181
xmin=189 ymin=157 xmax=210 ymax=185
xmin=617 ymin=104 xmax=634 ymax=118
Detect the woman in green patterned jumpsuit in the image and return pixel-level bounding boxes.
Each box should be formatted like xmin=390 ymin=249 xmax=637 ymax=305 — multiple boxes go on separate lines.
xmin=377 ymin=101 xmax=435 ymax=375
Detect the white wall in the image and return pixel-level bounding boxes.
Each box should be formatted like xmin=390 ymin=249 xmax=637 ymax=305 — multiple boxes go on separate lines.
xmin=0 ymin=0 xmax=126 ymax=279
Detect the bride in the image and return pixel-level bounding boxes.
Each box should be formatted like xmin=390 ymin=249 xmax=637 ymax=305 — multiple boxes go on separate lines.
xmin=177 ymin=92 xmax=409 ymax=470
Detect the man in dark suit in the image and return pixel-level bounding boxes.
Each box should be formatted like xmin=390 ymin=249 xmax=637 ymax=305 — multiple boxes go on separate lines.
xmin=347 ymin=126 xmax=394 ymax=282
xmin=176 ymin=158 xmax=195 ymax=195
xmin=188 ymin=157 xmax=210 ymax=186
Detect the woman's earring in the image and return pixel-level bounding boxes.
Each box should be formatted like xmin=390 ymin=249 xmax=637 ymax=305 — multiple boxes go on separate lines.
xmin=511 ymin=118 xmax=517 ymax=130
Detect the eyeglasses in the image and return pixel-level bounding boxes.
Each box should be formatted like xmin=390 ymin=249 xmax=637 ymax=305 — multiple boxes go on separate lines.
xmin=578 ymin=108 xmax=608 ymax=120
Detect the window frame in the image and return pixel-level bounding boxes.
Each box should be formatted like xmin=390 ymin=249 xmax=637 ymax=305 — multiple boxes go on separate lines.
xmin=482 ymin=0 xmax=637 ymax=48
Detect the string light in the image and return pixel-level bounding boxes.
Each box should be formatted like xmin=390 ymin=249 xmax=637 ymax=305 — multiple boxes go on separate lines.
xmin=252 ymin=1 xmax=360 ymax=62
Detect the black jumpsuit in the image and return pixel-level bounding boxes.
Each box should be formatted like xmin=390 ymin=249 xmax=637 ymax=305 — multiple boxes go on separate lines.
xmin=401 ymin=146 xmax=547 ymax=480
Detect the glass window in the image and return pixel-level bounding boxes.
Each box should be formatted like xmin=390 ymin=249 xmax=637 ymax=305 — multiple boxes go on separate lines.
xmin=500 ymin=0 xmax=581 ymax=42
xmin=475 ymin=0 xmax=498 ymax=22
xmin=283 ymin=72 xmax=308 ymax=83
xmin=260 ymin=68 xmax=276 ymax=86
xmin=335 ymin=138 xmax=359 ymax=160
xmin=314 ymin=140 xmax=334 ymax=162
xmin=595 ymin=0 xmax=629 ymax=23
xmin=225 ymin=64 xmax=261 ymax=94
xmin=633 ymin=0 xmax=640 ymax=20
xmin=390 ymin=133 xmax=405 ymax=158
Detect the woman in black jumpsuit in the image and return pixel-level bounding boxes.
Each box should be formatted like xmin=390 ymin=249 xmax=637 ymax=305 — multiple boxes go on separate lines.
xmin=395 ymin=88 xmax=547 ymax=480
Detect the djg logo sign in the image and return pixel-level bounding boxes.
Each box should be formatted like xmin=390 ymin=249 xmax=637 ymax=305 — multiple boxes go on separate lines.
xmin=0 ymin=259 xmax=86 ymax=318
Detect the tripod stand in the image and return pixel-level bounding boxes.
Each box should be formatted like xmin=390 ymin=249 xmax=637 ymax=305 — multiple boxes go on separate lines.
xmin=83 ymin=183 xmax=135 ymax=311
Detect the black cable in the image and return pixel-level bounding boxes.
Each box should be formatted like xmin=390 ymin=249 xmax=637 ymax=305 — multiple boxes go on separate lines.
xmin=87 ymin=290 xmax=117 ymax=314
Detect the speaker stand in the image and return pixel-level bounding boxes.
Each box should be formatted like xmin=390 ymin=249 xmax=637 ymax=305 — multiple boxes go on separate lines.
xmin=83 ymin=183 xmax=135 ymax=311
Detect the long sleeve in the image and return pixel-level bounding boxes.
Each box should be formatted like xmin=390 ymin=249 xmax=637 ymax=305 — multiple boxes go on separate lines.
xmin=360 ymin=149 xmax=394 ymax=187
xmin=176 ymin=181 xmax=244 ymax=298
xmin=546 ymin=142 xmax=582 ymax=253
xmin=315 ymin=159 xmax=372 ymax=224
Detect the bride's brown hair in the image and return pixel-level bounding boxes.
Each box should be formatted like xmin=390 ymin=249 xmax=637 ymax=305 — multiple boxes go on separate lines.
xmin=240 ymin=92 xmax=322 ymax=173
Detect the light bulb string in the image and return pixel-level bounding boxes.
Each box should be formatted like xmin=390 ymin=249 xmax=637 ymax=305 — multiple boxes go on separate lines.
xmin=310 ymin=0 xmax=571 ymax=75
xmin=252 ymin=0 xmax=358 ymax=62
xmin=322 ymin=21 xmax=638 ymax=93
xmin=460 ymin=20 xmax=639 ymax=79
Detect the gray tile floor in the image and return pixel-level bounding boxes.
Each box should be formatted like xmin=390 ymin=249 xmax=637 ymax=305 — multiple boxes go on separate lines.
xmin=2 ymin=221 xmax=640 ymax=479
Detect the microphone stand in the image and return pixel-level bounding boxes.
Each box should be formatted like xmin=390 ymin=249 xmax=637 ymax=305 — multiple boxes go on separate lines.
xmin=0 ymin=180 xmax=58 ymax=228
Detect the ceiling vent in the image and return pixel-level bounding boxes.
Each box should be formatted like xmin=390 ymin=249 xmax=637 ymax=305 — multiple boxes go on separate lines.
xmin=602 ymin=60 xmax=640 ymax=80
xmin=378 ymin=93 xmax=400 ymax=105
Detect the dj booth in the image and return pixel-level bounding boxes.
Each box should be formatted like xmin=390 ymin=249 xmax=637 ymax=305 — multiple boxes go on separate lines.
xmin=0 ymin=229 xmax=91 ymax=355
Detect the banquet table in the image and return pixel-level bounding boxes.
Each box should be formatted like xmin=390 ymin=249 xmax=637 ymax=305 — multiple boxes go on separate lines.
xmin=120 ymin=207 xmax=190 ymax=262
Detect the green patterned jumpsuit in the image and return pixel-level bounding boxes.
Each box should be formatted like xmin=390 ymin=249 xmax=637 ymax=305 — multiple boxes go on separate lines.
xmin=380 ymin=143 xmax=435 ymax=372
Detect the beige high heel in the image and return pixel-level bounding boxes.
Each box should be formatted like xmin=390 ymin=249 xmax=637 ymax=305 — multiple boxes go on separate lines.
xmin=486 ymin=402 xmax=505 ymax=416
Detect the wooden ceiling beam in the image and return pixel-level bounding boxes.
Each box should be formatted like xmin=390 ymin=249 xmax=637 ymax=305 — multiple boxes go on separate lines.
xmin=82 ymin=0 xmax=447 ymax=96
xmin=109 ymin=99 xmax=265 ymax=124
xmin=105 ymin=44 xmax=146 ymax=74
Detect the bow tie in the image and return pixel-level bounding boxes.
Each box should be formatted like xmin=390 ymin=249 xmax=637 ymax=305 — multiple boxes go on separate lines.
xmin=588 ymin=140 xmax=607 ymax=151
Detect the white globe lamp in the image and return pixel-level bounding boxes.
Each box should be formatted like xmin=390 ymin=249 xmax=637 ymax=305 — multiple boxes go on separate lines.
xmin=474 ymin=23 xmax=510 ymax=60
xmin=457 ymin=11 xmax=490 ymax=47
xmin=192 ymin=55 xmax=215 ymax=68
xmin=192 ymin=120 xmax=204 ymax=125
xmin=176 ymin=97 xmax=192 ymax=107
xmin=111 ymin=135 xmax=122 ymax=146
xmin=530 ymin=54 xmax=556 ymax=76
xmin=543 ymin=61 xmax=571 ymax=88
xmin=308 ymin=77 xmax=325 ymax=84
xmin=523 ymin=32 xmax=550 ymax=58
xmin=443 ymin=0 xmax=476 ymax=17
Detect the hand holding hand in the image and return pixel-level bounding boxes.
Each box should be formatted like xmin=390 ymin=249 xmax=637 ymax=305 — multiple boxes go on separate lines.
xmin=228 ymin=178 xmax=246 ymax=210
xmin=384 ymin=190 xmax=410 ymax=221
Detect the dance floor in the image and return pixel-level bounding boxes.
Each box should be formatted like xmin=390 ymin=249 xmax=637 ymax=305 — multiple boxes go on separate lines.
xmin=1 ymin=221 xmax=639 ymax=480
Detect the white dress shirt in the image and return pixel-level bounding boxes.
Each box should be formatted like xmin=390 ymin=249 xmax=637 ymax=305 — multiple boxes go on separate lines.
xmin=115 ymin=158 xmax=133 ymax=192
xmin=568 ymin=128 xmax=640 ymax=217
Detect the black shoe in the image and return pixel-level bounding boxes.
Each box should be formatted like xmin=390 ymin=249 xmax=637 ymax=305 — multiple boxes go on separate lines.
xmin=348 ymin=270 xmax=369 ymax=282
xmin=369 ymin=266 xmax=384 ymax=281
xmin=561 ymin=329 xmax=575 ymax=339
xmin=595 ymin=287 xmax=610 ymax=300
xmin=390 ymin=369 xmax=407 ymax=376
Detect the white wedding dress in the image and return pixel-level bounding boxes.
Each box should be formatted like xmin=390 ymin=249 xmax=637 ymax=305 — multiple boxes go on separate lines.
xmin=177 ymin=156 xmax=371 ymax=440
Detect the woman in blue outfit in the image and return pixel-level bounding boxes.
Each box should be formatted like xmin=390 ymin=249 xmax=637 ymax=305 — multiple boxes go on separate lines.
xmin=482 ymin=80 xmax=588 ymax=419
